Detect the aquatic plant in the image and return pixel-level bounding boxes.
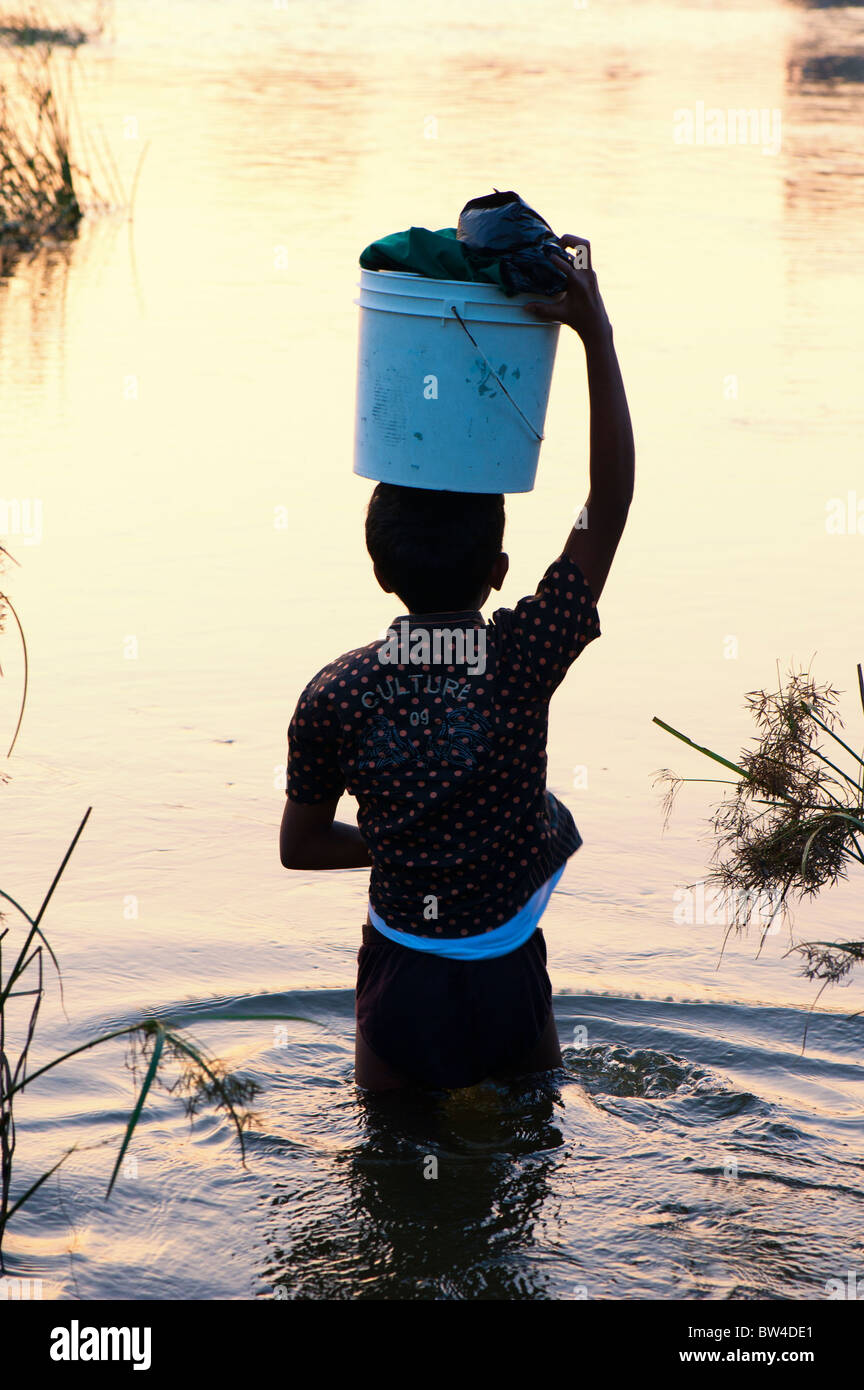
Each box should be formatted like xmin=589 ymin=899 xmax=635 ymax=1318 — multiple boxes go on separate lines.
xmin=0 ymin=546 xmax=28 ymax=757
xmin=654 ymin=664 xmax=864 ymax=1023
xmin=0 ymin=67 xmax=80 ymax=274
xmin=0 ymin=808 xmax=262 ymax=1268
xmin=0 ymin=11 xmax=95 ymax=276
xmin=0 ymin=8 xmax=139 ymax=278
xmin=0 ymin=558 xmax=261 ymax=1269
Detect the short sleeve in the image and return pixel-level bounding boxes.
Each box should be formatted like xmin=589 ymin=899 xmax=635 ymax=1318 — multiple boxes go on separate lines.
xmin=497 ymin=554 xmax=600 ymax=696
xmin=286 ymin=677 xmax=346 ymax=804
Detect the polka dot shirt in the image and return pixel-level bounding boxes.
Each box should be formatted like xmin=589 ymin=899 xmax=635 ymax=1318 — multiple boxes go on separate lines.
xmin=286 ymin=554 xmax=601 ymax=939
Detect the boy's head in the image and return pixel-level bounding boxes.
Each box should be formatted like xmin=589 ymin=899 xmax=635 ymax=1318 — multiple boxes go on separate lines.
xmin=365 ymin=483 xmax=509 ymax=614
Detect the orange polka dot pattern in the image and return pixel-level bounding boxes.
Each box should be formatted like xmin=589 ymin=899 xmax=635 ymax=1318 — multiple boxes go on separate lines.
xmin=286 ymin=555 xmax=601 ymax=939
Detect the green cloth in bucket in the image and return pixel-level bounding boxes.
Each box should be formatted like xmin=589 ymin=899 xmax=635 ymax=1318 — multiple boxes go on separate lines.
xmin=359 ymin=226 xmax=515 ymax=293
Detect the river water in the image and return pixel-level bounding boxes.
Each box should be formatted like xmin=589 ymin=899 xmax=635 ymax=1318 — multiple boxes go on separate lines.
xmin=1 ymin=0 xmax=863 ymax=1299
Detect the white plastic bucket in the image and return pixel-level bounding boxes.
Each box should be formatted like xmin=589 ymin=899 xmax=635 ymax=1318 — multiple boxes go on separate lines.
xmin=354 ymin=269 xmax=560 ymax=494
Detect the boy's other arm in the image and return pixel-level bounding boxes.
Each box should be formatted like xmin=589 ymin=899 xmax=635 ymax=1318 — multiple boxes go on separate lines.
xmin=526 ymin=236 xmax=635 ymax=602
xmin=280 ymin=796 xmax=372 ymax=870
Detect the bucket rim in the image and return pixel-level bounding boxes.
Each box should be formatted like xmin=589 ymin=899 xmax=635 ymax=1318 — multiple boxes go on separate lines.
xmin=357 ymin=265 xmax=544 ymax=306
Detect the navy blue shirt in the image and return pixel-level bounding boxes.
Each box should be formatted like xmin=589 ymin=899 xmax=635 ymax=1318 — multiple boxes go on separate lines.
xmin=285 ymin=554 xmax=600 ymax=939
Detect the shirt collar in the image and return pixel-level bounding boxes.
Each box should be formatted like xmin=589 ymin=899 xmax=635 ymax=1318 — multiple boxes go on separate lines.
xmin=389 ymin=610 xmax=485 ymax=628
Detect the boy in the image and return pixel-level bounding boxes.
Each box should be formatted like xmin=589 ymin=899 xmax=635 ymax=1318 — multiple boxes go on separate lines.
xmin=280 ymin=237 xmax=634 ymax=1090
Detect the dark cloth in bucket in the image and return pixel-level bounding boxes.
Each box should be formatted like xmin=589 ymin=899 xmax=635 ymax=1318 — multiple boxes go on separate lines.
xmin=457 ymin=190 xmax=569 ymax=295
xmin=359 ymin=190 xmax=571 ymax=297
xmin=355 ymin=921 xmax=553 ymax=1090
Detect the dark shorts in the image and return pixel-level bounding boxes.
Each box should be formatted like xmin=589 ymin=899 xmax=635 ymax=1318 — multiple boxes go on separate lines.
xmin=355 ymin=921 xmax=553 ymax=1090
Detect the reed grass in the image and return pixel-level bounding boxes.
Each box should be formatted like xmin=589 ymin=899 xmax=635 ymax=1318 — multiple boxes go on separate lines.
xmin=0 ymin=546 xmax=28 ymax=757
xmin=0 ymin=65 xmax=82 ymax=275
xmin=0 ymin=5 xmax=108 ymax=275
xmin=654 ymin=664 xmax=864 ymax=1027
xmin=0 ymin=809 xmax=263 ymax=1268
xmin=0 ymin=555 xmax=263 ymax=1268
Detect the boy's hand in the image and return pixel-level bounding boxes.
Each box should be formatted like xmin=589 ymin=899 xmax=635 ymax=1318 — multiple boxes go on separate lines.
xmin=524 ymin=235 xmax=612 ymax=349
xmin=525 ymin=234 xmax=634 ymax=604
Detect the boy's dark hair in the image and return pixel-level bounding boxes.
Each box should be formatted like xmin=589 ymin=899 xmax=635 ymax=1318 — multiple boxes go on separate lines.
xmin=365 ymin=483 xmax=505 ymax=614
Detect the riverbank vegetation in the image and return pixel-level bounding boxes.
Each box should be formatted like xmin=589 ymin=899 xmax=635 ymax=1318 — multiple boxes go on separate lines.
xmin=0 ymin=5 xmax=107 ymax=275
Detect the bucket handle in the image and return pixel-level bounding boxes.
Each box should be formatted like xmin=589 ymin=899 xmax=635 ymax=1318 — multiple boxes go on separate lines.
xmin=449 ymin=306 xmax=544 ymax=443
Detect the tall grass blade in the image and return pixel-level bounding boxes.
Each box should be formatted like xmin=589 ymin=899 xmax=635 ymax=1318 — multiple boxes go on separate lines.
xmin=0 ymin=592 xmax=27 ymax=757
xmin=2 ymin=1146 xmax=77 ymax=1227
xmin=652 ymin=716 xmax=750 ymax=779
xmin=105 ymin=1025 xmax=165 ymax=1198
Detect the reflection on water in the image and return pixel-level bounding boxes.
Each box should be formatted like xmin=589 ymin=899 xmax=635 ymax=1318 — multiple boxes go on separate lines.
xmin=270 ymin=1082 xmax=563 ymax=1301
xmin=794 ymin=52 xmax=864 ymax=80
xmin=250 ymin=992 xmax=864 ymax=1302
xmin=1 ymin=0 xmax=863 ymax=1298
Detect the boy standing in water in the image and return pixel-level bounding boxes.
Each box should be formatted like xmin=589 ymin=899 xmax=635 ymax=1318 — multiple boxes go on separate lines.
xmin=281 ymin=238 xmax=634 ymax=1090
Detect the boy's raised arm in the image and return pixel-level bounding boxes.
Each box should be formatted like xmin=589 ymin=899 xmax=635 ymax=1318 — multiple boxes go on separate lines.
xmin=526 ymin=236 xmax=635 ymax=603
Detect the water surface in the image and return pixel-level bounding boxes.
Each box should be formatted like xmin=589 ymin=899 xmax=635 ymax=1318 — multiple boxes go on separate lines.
xmin=1 ymin=0 xmax=863 ymax=1299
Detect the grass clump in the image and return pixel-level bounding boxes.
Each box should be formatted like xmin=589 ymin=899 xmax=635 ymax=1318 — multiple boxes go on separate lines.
xmin=0 ymin=59 xmax=82 ymax=274
xmin=0 ymin=4 xmax=109 ymax=275
xmin=654 ymin=663 xmax=864 ymax=1028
